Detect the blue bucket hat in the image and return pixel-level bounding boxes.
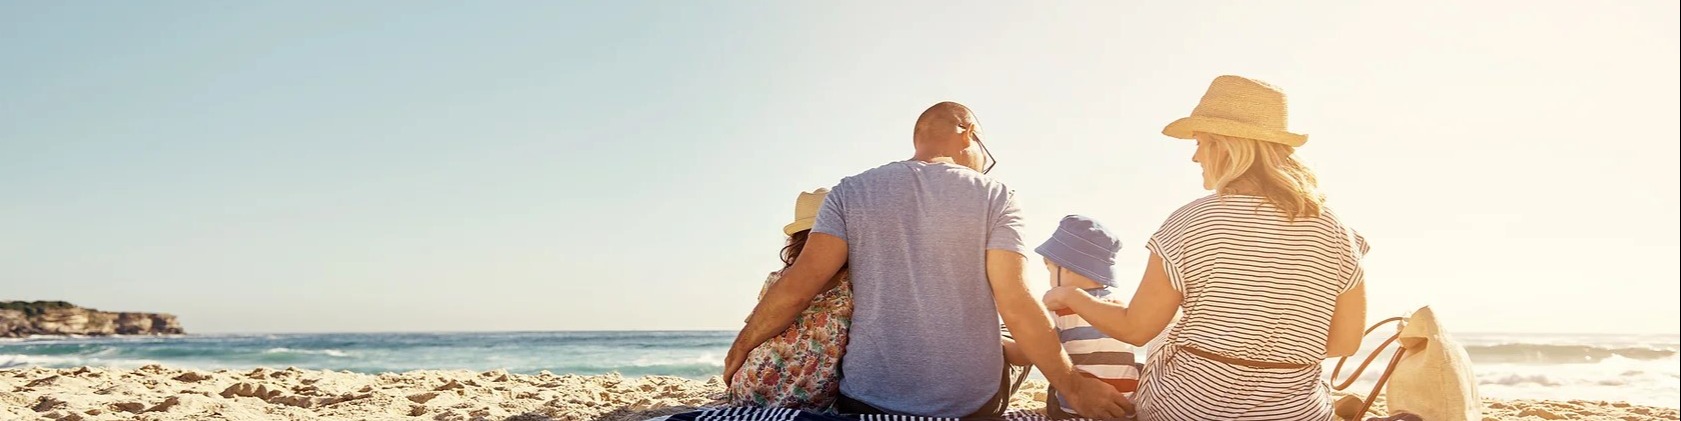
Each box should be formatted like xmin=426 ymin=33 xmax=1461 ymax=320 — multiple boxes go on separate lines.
xmin=1034 ymin=215 xmax=1123 ymax=288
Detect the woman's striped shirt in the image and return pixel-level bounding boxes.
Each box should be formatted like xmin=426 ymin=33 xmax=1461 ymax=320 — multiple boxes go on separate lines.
xmin=1134 ymin=194 xmax=1369 ymax=421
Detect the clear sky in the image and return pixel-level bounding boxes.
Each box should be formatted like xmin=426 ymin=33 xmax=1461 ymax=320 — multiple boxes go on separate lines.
xmin=3 ymin=2 xmax=1676 ymax=335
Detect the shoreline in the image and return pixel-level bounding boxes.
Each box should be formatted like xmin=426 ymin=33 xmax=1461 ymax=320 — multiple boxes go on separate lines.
xmin=2 ymin=365 xmax=1676 ymax=421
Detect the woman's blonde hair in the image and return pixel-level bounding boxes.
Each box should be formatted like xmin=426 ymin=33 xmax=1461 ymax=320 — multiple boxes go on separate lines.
xmin=1198 ymin=132 xmax=1326 ymax=220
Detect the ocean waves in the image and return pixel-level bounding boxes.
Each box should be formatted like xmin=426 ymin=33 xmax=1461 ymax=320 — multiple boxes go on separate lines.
xmin=263 ymin=347 xmax=353 ymax=357
xmin=1462 ymin=343 xmax=1677 ymax=364
xmin=0 ymin=331 xmax=735 ymax=380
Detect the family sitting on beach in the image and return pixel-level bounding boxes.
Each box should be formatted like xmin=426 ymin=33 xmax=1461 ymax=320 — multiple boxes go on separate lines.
xmin=720 ymin=75 xmax=1371 ymax=421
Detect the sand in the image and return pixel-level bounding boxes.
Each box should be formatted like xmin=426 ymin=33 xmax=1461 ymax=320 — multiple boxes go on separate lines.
xmin=2 ymin=366 xmax=1674 ymax=421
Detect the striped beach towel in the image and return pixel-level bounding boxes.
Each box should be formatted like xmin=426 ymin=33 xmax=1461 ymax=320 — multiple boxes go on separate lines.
xmin=647 ymin=407 xmax=1091 ymax=421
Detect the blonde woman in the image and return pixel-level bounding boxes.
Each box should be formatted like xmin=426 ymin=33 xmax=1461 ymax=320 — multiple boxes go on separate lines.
xmin=1042 ymin=75 xmax=1369 ymax=421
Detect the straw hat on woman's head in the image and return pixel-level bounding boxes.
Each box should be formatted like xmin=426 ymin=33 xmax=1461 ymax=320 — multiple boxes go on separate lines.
xmin=1162 ymin=75 xmax=1308 ymax=147
xmin=784 ymin=188 xmax=830 ymax=236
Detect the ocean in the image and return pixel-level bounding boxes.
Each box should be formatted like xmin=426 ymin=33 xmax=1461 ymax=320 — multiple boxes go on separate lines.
xmin=2 ymin=331 xmax=1675 ymax=408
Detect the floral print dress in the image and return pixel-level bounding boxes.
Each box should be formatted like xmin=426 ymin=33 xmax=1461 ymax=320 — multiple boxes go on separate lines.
xmin=726 ymin=270 xmax=853 ymax=412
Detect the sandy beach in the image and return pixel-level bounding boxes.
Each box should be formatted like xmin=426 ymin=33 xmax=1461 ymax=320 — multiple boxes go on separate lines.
xmin=2 ymin=365 xmax=1674 ymax=421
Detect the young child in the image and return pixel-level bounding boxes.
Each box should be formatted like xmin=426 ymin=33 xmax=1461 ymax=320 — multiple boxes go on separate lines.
xmin=1034 ymin=215 xmax=1142 ymax=420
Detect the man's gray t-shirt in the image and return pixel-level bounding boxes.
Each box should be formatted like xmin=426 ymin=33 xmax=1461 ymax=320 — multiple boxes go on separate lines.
xmin=812 ymin=160 xmax=1028 ymax=417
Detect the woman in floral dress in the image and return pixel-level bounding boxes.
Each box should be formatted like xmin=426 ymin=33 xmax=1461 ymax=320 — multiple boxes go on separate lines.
xmin=726 ymin=188 xmax=852 ymax=412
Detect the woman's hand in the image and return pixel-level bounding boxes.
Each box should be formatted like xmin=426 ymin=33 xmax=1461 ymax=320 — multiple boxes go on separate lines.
xmin=1042 ymin=286 xmax=1088 ymax=311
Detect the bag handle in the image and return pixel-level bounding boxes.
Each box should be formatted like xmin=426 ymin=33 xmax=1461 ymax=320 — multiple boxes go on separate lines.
xmin=1330 ymin=316 xmax=1409 ymax=419
xmin=1330 ymin=316 xmax=1404 ymax=390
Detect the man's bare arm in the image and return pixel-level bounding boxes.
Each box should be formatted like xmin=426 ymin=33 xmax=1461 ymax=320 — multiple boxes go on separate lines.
xmin=988 ymin=249 xmax=1131 ymax=418
xmin=722 ymin=232 xmax=847 ymax=382
xmin=987 ymin=250 xmax=1078 ymax=385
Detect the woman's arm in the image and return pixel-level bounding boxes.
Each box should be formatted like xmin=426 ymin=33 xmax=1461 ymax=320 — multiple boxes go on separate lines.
xmin=1046 ymin=252 xmax=1183 ymax=347
xmin=1325 ymin=281 xmax=1367 ymax=357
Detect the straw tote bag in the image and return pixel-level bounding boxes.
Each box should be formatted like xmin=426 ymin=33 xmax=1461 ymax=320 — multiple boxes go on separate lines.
xmin=1331 ymin=306 xmax=1482 ymax=421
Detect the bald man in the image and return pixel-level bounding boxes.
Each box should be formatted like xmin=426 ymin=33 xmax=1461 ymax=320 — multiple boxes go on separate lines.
xmin=724 ymin=102 xmax=1133 ymax=418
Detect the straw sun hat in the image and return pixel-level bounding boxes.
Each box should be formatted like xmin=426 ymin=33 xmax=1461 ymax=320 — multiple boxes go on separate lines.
xmin=783 ymin=188 xmax=830 ymax=236
xmin=1162 ymin=75 xmax=1308 ymax=147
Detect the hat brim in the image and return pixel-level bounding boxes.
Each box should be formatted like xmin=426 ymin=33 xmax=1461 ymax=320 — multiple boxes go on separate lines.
xmin=783 ymin=218 xmax=815 ymax=236
xmin=1034 ymin=239 xmax=1118 ymax=288
xmin=1162 ymin=115 xmax=1307 ymax=147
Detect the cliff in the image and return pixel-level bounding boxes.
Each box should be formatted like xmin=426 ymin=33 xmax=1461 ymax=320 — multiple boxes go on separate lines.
xmin=0 ymin=301 xmax=184 ymax=338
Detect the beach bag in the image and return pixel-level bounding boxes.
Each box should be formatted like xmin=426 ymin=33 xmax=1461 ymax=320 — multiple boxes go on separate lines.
xmin=1331 ymin=306 xmax=1481 ymax=421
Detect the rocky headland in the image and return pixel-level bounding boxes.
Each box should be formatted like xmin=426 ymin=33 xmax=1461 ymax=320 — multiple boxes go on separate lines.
xmin=0 ymin=301 xmax=183 ymax=338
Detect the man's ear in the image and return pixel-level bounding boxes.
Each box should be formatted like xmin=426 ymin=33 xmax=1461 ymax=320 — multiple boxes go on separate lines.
xmin=956 ymin=123 xmax=977 ymax=144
